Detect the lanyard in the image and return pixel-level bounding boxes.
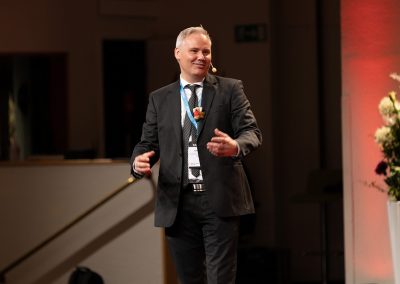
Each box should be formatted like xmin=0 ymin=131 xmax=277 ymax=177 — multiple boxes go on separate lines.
xmin=180 ymin=84 xmax=202 ymax=130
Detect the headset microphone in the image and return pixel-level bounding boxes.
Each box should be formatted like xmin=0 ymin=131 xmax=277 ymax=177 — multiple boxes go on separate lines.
xmin=210 ymin=62 xmax=217 ymax=73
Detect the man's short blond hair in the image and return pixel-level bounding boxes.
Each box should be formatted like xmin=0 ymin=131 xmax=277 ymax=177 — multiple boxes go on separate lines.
xmin=176 ymin=26 xmax=212 ymax=48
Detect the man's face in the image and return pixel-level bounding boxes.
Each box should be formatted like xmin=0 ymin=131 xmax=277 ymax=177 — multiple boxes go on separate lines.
xmin=175 ymin=33 xmax=212 ymax=83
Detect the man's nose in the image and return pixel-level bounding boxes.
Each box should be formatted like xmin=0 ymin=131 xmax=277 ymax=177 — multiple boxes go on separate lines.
xmin=198 ymin=52 xmax=207 ymax=60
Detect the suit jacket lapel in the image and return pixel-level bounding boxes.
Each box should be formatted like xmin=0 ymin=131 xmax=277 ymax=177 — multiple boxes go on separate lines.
xmin=166 ymin=81 xmax=183 ymax=147
xmin=198 ymin=75 xmax=216 ymax=137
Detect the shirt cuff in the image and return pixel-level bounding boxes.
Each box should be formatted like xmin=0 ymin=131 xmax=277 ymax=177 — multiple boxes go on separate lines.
xmin=233 ymin=140 xmax=241 ymax=157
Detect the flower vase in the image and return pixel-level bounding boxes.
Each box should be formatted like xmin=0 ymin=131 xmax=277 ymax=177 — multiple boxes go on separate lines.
xmin=387 ymin=200 xmax=400 ymax=284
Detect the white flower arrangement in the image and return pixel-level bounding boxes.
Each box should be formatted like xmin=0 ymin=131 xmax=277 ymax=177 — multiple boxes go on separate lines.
xmin=373 ymin=73 xmax=400 ymax=200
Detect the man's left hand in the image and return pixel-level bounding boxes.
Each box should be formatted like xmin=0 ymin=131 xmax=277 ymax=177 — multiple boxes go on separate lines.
xmin=207 ymin=128 xmax=238 ymax=157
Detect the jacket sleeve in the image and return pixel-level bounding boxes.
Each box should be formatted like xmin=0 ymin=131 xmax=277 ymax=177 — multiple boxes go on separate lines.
xmin=129 ymin=92 xmax=160 ymax=176
xmin=230 ymin=80 xmax=262 ymax=158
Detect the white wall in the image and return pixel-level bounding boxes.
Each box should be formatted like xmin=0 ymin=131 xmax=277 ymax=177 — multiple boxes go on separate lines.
xmin=0 ymin=161 xmax=162 ymax=284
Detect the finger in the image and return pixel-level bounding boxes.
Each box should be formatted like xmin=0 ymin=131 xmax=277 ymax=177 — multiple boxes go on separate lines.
xmin=214 ymin=128 xmax=228 ymax=137
xmin=210 ymin=137 xmax=226 ymax=143
xmin=137 ymin=156 xmax=150 ymax=164
xmin=207 ymin=143 xmax=216 ymax=154
xmin=144 ymin=150 xmax=156 ymax=157
xmin=207 ymin=142 xmax=225 ymax=156
xmin=138 ymin=150 xmax=156 ymax=162
xmin=207 ymin=146 xmax=218 ymax=156
xmin=207 ymin=142 xmax=220 ymax=150
xmin=136 ymin=159 xmax=150 ymax=167
xmin=135 ymin=163 xmax=148 ymax=172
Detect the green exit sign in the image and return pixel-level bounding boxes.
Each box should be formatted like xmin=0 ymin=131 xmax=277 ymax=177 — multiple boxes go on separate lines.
xmin=235 ymin=24 xmax=267 ymax=43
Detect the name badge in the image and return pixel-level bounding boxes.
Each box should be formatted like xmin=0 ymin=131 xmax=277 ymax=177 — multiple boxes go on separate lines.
xmin=188 ymin=145 xmax=200 ymax=167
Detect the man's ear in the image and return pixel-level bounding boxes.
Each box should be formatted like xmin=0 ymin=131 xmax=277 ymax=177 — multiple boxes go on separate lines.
xmin=174 ymin=48 xmax=180 ymax=61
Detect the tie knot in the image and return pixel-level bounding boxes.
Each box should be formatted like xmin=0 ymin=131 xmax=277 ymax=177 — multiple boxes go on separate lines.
xmin=187 ymin=84 xmax=199 ymax=94
xmin=187 ymin=84 xmax=199 ymax=108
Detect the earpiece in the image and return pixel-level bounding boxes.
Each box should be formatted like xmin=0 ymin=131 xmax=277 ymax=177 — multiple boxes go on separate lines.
xmin=210 ymin=62 xmax=217 ymax=73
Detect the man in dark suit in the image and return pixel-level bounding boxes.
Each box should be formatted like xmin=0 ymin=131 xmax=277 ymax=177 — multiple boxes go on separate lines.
xmin=130 ymin=26 xmax=262 ymax=284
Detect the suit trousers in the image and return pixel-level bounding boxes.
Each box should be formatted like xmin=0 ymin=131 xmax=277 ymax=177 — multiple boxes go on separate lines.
xmin=165 ymin=187 xmax=240 ymax=284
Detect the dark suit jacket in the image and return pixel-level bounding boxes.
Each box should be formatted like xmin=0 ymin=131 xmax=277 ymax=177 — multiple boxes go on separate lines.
xmin=130 ymin=74 xmax=262 ymax=227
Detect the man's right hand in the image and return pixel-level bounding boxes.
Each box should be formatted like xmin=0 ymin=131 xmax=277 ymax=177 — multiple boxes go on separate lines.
xmin=133 ymin=151 xmax=156 ymax=176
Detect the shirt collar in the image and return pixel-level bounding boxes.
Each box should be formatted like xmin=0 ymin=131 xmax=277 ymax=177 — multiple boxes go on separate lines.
xmin=180 ymin=76 xmax=204 ymax=88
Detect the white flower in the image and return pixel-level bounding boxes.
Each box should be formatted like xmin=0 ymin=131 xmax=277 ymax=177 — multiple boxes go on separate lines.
xmin=379 ymin=94 xmax=400 ymax=125
xmin=390 ymin=72 xmax=400 ymax=83
xmin=379 ymin=96 xmax=396 ymax=117
xmin=375 ymin=126 xmax=392 ymax=145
